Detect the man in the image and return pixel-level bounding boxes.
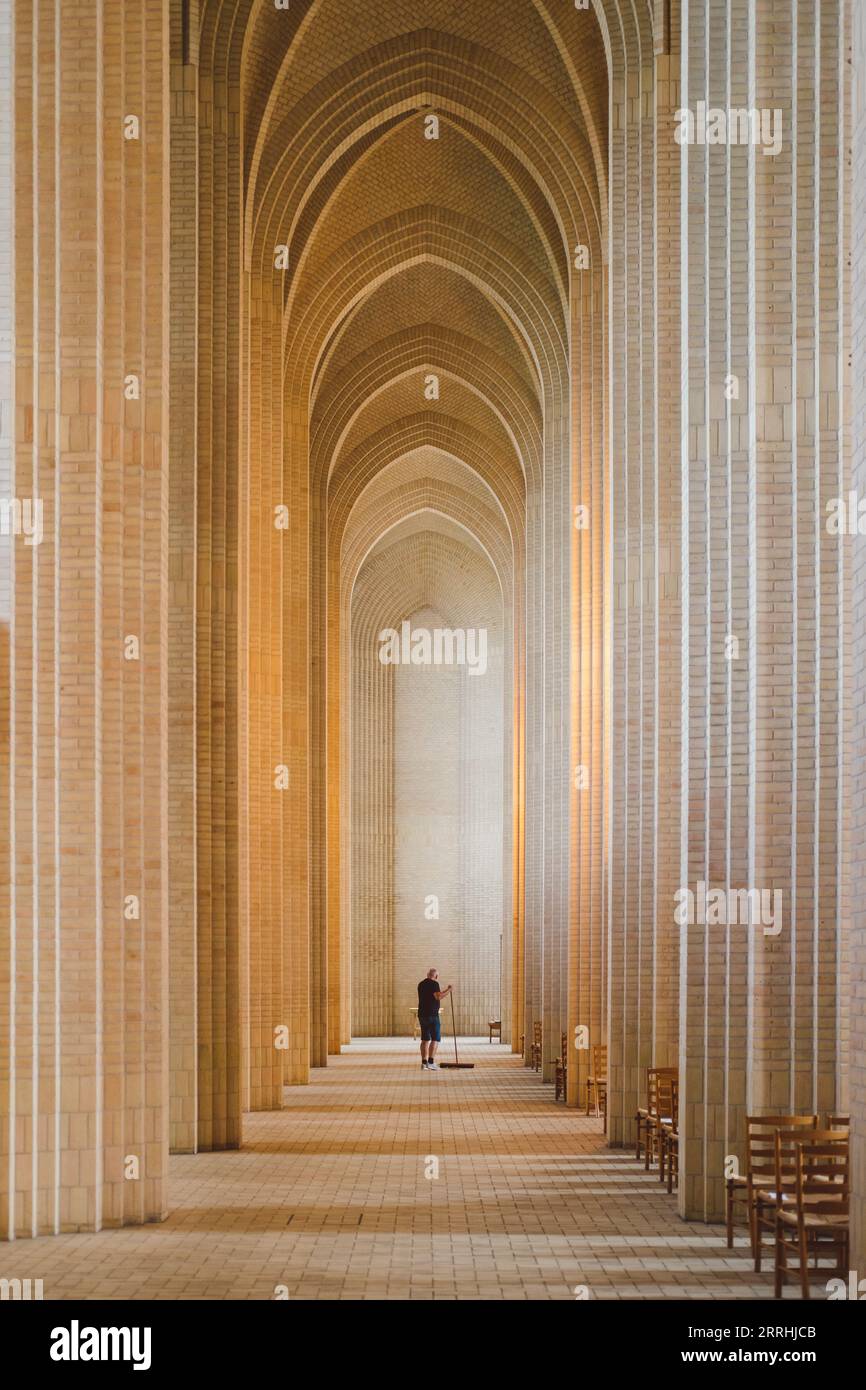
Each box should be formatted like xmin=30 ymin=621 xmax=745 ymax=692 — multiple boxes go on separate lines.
xmin=417 ymin=969 xmax=452 ymax=1070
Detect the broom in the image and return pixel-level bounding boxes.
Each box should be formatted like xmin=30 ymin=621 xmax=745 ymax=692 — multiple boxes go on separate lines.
xmin=438 ymin=991 xmax=475 ymax=1068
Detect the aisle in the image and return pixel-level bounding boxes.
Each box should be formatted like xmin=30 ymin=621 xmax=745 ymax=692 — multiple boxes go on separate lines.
xmin=4 ymin=1039 xmax=775 ymax=1299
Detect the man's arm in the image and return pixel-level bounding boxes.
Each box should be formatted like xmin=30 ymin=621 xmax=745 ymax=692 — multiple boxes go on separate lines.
xmin=434 ymin=985 xmax=453 ymax=1000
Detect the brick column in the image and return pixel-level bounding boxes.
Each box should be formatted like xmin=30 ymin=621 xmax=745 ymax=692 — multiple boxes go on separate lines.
xmin=848 ymin=0 xmax=866 ymax=1283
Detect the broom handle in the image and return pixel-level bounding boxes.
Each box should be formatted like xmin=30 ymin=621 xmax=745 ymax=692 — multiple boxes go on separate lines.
xmin=449 ymin=992 xmax=459 ymax=1064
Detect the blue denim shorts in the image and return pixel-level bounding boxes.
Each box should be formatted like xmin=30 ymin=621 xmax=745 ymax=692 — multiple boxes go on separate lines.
xmin=419 ymin=1014 xmax=441 ymax=1042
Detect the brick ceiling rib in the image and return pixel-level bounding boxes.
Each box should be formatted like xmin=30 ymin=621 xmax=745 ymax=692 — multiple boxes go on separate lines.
xmin=341 ymin=454 xmax=516 ymax=608
xmin=352 ymin=529 xmax=503 ymax=650
xmin=311 ymin=325 xmax=539 ymax=499
xmin=201 ymin=0 xmax=608 ymax=571
xmin=328 ymin=416 xmax=526 ymax=554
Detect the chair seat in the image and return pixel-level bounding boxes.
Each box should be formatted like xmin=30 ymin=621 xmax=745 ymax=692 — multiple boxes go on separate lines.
xmin=727 ymin=1175 xmax=748 ymax=1190
xmin=778 ymin=1209 xmax=848 ymax=1230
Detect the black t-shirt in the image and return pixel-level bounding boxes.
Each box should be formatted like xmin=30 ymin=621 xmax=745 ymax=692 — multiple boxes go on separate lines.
xmin=418 ymin=978 xmax=440 ymax=1016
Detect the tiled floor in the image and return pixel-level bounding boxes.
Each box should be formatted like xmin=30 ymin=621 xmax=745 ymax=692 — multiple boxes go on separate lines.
xmin=6 ymin=1038 xmax=785 ymax=1299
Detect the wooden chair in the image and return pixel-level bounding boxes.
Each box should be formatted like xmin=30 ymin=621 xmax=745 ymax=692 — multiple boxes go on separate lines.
xmin=750 ymin=1116 xmax=818 ymax=1271
xmin=774 ymin=1131 xmax=849 ymax=1299
xmin=725 ymin=1113 xmax=818 ymax=1252
xmin=636 ymin=1067 xmax=677 ymax=1168
xmin=488 ymin=1020 xmax=501 ymax=1044
xmin=586 ymin=1044 xmax=607 ymax=1119
xmin=658 ymin=1073 xmax=679 ymax=1192
xmin=530 ymin=1020 xmax=542 ymax=1072
xmin=554 ymin=1033 xmax=568 ymax=1101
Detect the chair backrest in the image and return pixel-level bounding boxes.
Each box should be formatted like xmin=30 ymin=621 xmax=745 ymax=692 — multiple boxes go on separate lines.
xmin=827 ymin=1114 xmax=849 ymax=1129
xmin=794 ymin=1131 xmax=849 ymax=1218
xmin=747 ymin=1114 xmax=817 ymax=1184
xmin=592 ymin=1044 xmax=607 ymax=1077
xmin=658 ymin=1072 xmax=679 ymax=1127
xmin=533 ymin=1020 xmax=542 ymax=1044
xmin=646 ymin=1066 xmax=678 ymax=1120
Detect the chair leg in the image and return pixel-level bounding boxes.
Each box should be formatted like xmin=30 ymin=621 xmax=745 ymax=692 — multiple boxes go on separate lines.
xmin=748 ymin=1193 xmax=759 ymax=1262
xmin=725 ymin=1182 xmax=733 ymax=1248
xmin=754 ymin=1200 xmax=764 ymax=1274
xmin=774 ymin=1218 xmax=784 ymax=1299
xmin=798 ymin=1227 xmax=810 ymax=1301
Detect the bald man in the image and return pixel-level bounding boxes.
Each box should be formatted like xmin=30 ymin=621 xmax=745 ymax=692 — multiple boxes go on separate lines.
xmin=417 ymin=969 xmax=452 ymax=1070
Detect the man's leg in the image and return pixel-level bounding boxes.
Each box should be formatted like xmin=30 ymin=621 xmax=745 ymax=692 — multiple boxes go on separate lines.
xmin=428 ymin=1040 xmax=438 ymax=1061
xmin=420 ymin=1038 xmax=428 ymax=1064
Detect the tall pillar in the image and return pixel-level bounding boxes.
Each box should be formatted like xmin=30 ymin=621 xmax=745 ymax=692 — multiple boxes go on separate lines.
xmin=678 ymin=0 xmax=847 ymax=1220
xmin=1 ymin=0 xmax=170 ymax=1237
xmin=194 ymin=9 xmax=242 ymax=1144
xmin=848 ymin=0 xmax=866 ymax=1284
xmin=168 ymin=0 xmax=199 ymax=1153
xmin=602 ymin=0 xmax=680 ymax=1146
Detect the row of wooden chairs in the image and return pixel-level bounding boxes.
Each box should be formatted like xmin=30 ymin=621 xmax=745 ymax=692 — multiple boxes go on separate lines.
xmin=725 ymin=1112 xmax=850 ymax=1297
xmin=521 ymin=1025 xmax=607 ymax=1123
xmin=539 ymin=1055 xmax=850 ymax=1298
xmin=557 ymin=1035 xmax=606 ymax=1125
xmin=634 ymin=1067 xmax=680 ymax=1189
xmin=531 ymin=1021 xmax=542 ymax=1071
xmin=555 ymin=1033 xmax=567 ymax=1098
xmin=520 ymin=1046 xmax=849 ymax=1297
xmin=519 ymin=1021 xmax=543 ymax=1071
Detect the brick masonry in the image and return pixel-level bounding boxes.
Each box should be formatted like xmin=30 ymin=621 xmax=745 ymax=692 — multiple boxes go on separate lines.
xmin=0 ymin=0 xmax=862 ymax=1263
